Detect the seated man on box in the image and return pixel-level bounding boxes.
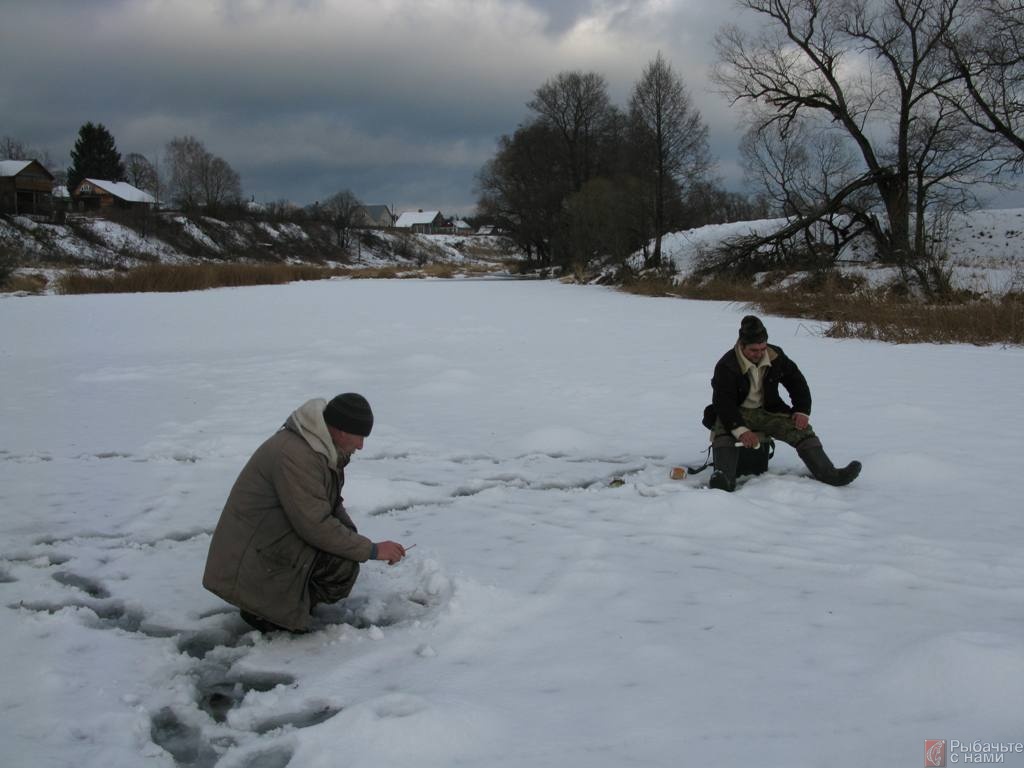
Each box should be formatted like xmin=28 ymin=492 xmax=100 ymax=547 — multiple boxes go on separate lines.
xmin=203 ymin=393 xmax=406 ymax=632
xmin=702 ymin=315 xmax=861 ymax=492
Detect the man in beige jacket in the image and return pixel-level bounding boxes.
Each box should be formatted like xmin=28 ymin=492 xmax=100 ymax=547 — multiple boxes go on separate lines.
xmin=203 ymin=393 xmax=406 ymax=632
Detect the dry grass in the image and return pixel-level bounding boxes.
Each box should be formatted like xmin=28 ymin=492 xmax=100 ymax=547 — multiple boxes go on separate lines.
xmin=816 ymin=294 xmax=1024 ymax=345
xmin=55 ymin=260 xmax=502 ymax=294
xmin=616 ymin=275 xmax=680 ymax=297
xmin=341 ymin=262 xmax=500 ymax=280
xmin=620 ymin=271 xmax=1023 ymax=346
xmin=2 ymin=272 xmax=49 ymax=294
xmin=344 ymin=266 xmax=405 ymax=280
xmin=57 ymin=263 xmax=343 ymax=294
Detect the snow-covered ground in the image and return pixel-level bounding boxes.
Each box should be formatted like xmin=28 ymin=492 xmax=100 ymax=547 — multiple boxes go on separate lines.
xmin=656 ymin=208 xmax=1024 ymax=295
xmin=0 ymin=214 xmax=517 ymax=278
xmin=2 ymin=280 xmax=1023 ymax=768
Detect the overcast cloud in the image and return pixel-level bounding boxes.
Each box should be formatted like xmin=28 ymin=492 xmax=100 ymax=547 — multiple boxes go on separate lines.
xmin=2 ymin=0 xmax=815 ymax=212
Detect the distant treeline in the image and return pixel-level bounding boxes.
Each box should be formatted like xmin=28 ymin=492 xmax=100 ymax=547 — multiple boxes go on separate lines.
xmin=478 ymin=0 xmax=1024 ymax=297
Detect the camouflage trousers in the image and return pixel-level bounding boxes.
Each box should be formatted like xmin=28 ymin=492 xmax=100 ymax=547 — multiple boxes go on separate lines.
xmin=308 ymin=552 xmax=360 ymax=607
xmin=712 ymin=407 xmax=817 ymax=448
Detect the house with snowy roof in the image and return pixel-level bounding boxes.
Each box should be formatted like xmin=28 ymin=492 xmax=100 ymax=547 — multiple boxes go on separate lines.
xmin=355 ymin=204 xmax=396 ymax=228
xmin=0 ymin=159 xmax=55 ymax=216
xmin=73 ymin=178 xmax=156 ymax=212
xmin=394 ymin=210 xmax=449 ymax=234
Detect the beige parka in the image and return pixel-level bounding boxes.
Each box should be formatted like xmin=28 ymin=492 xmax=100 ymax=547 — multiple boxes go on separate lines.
xmin=202 ymin=399 xmax=374 ymax=630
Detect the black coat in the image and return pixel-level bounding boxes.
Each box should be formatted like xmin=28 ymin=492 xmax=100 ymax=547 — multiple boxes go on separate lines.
xmin=702 ymin=344 xmax=812 ymax=432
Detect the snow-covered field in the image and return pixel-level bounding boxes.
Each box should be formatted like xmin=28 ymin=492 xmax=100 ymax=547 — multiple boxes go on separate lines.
xmin=2 ymin=280 xmax=1023 ymax=768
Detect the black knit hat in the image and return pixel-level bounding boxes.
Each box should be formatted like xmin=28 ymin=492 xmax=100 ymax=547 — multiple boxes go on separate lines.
xmin=323 ymin=393 xmax=374 ymax=437
xmin=738 ymin=315 xmax=768 ymax=345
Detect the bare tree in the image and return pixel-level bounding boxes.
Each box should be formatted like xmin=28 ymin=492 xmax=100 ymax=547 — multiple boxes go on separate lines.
xmin=945 ymin=0 xmax=1024 ymax=164
xmin=164 ymin=136 xmax=241 ymax=211
xmin=714 ymin=0 xmax=1001 ymax=295
xmin=319 ymin=189 xmax=363 ymax=248
xmin=476 ymin=122 xmax=573 ymax=266
xmin=202 ymin=156 xmax=242 ymax=209
xmin=165 ymin=136 xmax=204 ymax=209
xmin=124 ymin=153 xmax=159 ymax=197
xmin=527 ymin=71 xmax=618 ymax=193
xmin=741 ymin=116 xmax=869 ymax=265
xmin=630 ymin=52 xmax=712 ymax=267
xmin=1 ymin=136 xmax=31 ymax=160
xmin=563 ymin=176 xmax=649 ymax=275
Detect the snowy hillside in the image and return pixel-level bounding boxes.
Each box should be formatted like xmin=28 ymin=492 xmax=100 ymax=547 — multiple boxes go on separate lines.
xmin=2 ymin=280 xmax=1022 ymax=768
xmin=0 ymin=213 xmax=517 ymax=274
xmin=655 ymin=208 xmax=1024 ymax=295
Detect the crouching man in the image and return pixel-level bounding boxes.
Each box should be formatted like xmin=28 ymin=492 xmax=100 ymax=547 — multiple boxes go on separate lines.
xmin=203 ymin=393 xmax=406 ymax=632
xmin=702 ymin=315 xmax=861 ymax=492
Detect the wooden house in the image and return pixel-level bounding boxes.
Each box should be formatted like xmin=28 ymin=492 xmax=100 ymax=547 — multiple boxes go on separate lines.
xmin=394 ymin=210 xmax=449 ymax=234
xmin=73 ymin=179 xmax=156 ymax=212
xmin=354 ymin=204 xmax=396 ymax=228
xmin=0 ymin=159 xmax=55 ymax=216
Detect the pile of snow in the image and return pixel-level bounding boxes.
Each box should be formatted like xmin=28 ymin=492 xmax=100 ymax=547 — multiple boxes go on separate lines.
xmin=1 ymin=280 xmax=1022 ymax=767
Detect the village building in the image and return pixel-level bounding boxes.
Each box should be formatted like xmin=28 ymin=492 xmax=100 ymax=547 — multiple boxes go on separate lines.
xmin=73 ymin=178 xmax=156 ymax=212
xmin=394 ymin=210 xmax=449 ymax=234
xmin=0 ymin=159 xmax=55 ymax=216
xmin=354 ymin=204 xmax=396 ymax=228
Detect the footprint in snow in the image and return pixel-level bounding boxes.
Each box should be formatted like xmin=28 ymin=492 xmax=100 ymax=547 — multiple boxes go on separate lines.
xmin=52 ymin=571 xmax=111 ymax=599
xmin=150 ymin=707 xmax=222 ymax=768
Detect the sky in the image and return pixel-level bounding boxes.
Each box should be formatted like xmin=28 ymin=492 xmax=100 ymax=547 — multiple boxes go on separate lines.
xmin=1 ymin=0 xmax=755 ymax=214
xmin=2 ymin=0 xmax=1022 ymax=215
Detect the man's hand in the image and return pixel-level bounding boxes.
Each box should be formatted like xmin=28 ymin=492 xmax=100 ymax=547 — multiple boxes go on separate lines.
xmin=738 ymin=431 xmax=760 ymax=449
xmin=791 ymin=412 xmax=810 ymax=430
xmin=375 ymin=541 xmax=406 ymax=565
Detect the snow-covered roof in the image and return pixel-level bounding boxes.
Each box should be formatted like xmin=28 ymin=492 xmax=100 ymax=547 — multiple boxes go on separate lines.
xmin=80 ymin=179 xmax=156 ymax=204
xmin=0 ymin=160 xmax=34 ymax=177
xmin=0 ymin=159 xmax=53 ymax=180
xmin=453 ymin=219 xmax=472 ymax=230
xmin=395 ymin=210 xmax=442 ymax=227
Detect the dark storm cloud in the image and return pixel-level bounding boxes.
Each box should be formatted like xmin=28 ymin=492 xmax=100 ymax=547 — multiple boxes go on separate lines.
xmin=521 ymin=0 xmax=597 ymax=34
xmin=1 ymin=0 xmax=751 ymax=211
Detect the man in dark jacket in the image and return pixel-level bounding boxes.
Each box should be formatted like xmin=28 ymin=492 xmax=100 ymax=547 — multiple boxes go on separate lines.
xmin=203 ymin=393 xmax=407 ymax=632
xmin=702 ymin=315 xmax=861 ymax=492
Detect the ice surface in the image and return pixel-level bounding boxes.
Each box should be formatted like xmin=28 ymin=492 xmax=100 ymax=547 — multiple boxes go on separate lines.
xmin=1 ymin=279 xmax=1023 ymax=767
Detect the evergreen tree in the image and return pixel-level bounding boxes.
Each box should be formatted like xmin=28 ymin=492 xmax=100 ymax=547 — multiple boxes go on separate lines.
xmin=67 ymin=122 xmax=125 ymax=193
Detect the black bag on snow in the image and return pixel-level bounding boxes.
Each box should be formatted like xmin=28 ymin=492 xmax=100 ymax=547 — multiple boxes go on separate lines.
xmin=735 ymin=438 xmax=774 ymax=477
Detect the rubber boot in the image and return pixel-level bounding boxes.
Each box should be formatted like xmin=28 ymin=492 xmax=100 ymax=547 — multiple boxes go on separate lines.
xmin=796 ymin=438 xmax=861 ymax=486
xmin=709 ymin=445 xmax=739 ymax=492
